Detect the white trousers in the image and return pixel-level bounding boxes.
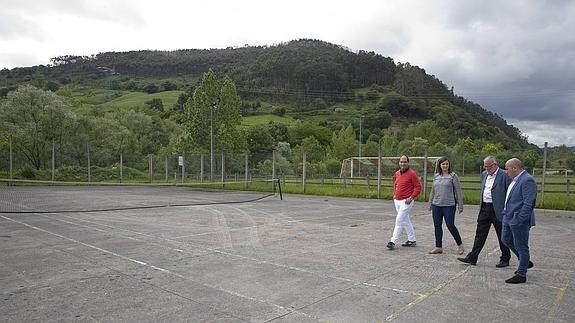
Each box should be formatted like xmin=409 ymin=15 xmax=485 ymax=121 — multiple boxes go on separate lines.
xmin=390 ymin=199 xmax=416 ymax=243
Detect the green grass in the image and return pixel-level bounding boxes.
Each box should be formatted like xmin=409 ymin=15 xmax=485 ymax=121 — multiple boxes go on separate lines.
xmin=241 ymin=114 xmax=296 ymax=127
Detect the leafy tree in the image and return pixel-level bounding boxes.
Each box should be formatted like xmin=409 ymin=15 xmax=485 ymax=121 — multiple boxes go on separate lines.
xmin=381 ymin=129 xmax=400 ymax=156
xmin=161 ymin=80 xmax=178 ymax=91
xmin=482 ymin=143 xmax=504 ymax=156
xmin=143 ymin=83 xmax=159 ymax=94
xmin=288 ymin=121 xmax=332 ymax=147
xmin=268 ymin=121 xmax=289 ymax=143
xmin=145 ymin=98 xmax=164 ymax=112
xmin=293 ymin=136 xmax=325 ymax=163
xmin=454 ymin=137 xmax=477 ymax=174
xmin=244 ymin=125 xmax=274 ymax=153
xmin=0 ymin=85 xmax=77 ymax=169
xmin=328 ymin=124 xmax=357 ymax=161
xmin=362 ymin=136 xmax=381 ymax=157
xmin=405 ymin=120 xmax=447 ymax=145
xmin=184 ymin=69 xmax=242 ymax=154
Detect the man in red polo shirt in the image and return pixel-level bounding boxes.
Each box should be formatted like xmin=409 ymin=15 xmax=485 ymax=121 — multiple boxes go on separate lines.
xmin=387 ymin=155 xmax=422 ymax=250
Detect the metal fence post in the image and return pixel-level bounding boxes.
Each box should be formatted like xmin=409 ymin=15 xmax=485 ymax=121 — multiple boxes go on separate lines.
xmin=423 ymin=150 xmax=428 ymax=200
xmin=9 ymin=135 xmax=13 ymax=180
xmin=542 ymin=142 xmax=547 ymax=207
xmin=165 ymin=155 xmax=168 ymax=183
xmin=377 ymin=147 xmax=381 ymax=199
xmin=221 ymin=152 xmax=225 ymax=188
xmin=51 ymin=139 xmax=55 ymax=182
xmin=302 ymin=151 xmax=307 ymax=193
xmin=87 ymin=143 xmax=91 ymax=183
xmin=245 ymin=152 xmax=249 ymax=189
xmin=149 ymin=155 xmax=153 ymax=183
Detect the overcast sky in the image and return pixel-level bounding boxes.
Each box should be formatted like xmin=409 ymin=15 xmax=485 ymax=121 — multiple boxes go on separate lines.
xmin=1 ymin=0 xmax=574 ymax=147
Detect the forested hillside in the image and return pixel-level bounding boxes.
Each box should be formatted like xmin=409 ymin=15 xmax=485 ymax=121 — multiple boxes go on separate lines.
xmin=3 ymin=38 xmax=560 ymax=177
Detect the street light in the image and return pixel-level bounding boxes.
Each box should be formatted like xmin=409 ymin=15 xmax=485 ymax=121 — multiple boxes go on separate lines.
xmin=210 ymin=102 xmax=216 ymax=182
xmin=358 ymin=115 xmax=363 ymax=176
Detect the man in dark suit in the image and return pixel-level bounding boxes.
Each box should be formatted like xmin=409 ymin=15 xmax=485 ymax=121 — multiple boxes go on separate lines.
xmin=458 ymin=156 xmax=511 ymax=266
xmin=501 ymin=158 xmax=537 ymax=284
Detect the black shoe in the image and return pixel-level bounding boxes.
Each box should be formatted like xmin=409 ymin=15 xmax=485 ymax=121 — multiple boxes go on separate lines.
xmin=515 ymin=261 xmax=534 ymax=274
xmin=401 ymin=241 xmax=417 ymax=247
xmin=387 ymin=242 xmax=396 ymax=250
xmin=505 ymin=274 xmax=526 ymax=284
xmin=457 ymin=257 xmax=477 ymax=265
xmin=496 ymin=260 xmax=509 ymax=268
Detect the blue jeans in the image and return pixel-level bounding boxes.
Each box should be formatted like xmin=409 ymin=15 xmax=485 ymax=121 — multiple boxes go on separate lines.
xmin=502 ymin=223 xmax=531 ymax=276
xmin=431 ymin=205 xmax=462 ymax=248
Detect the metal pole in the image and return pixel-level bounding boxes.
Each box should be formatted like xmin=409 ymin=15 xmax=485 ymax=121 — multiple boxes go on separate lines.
xmin=200 ymin=155 xmax=204 ymax=183
xmin=302 ymin=151 xmax=307 ymax=193
xmin=221 ymin=152 xmax=225 ymax=187
xmin=9 ymin=135 xmax=13 ymax=180
xmin=245 ymin=152 xmax=249 ymax=189
xmin=358 ymin=115 xmax=362 ymax=176
xmin=377 ymin=147 xmax=381 ymax=199
xmin=120 ymin=154 xmax=123 ymax=183
xmin=51 ymin=139 xmax=55 ymax=182
xmin=542 ymin=142 xmax=547 ymax=207
xmin=87 ymin=143 xmax=91 ymax=183
xmin=165 ymin=155 xmax=168 ymax=183
xmin=423 ymin=150 xmax=428 ymax=200
xmin=149 ymin=155 xmax=153 ymax=183
xmin=181 ymin=156 xmax=185 ymax=184
xmin=272 ymin=150 xmax=276 ymax=181
xmin=210 ymin=104 xmax=214 ymax=182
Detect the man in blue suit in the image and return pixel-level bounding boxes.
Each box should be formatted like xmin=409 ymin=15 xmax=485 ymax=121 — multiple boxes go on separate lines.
xmin=502 ymin=158 xmax=537 ymax=284
xmin=458 ymin=156 xmax=511 ymax=266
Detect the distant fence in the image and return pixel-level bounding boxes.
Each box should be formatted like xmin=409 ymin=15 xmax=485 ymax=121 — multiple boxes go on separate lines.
xmin=1 ymin=140 xmax=571 ymax=206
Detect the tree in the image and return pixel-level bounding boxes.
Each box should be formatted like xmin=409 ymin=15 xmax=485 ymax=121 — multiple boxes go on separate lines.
xmin=244 ymin=125 xmax=274 ymax=153
xmin=405 ymin=120 xmax=447 ymax=145
xmin=293 ymin=136 xmax=325 ymax=163
xmin=0 ymin=85 xmax=77 ymax=169
xmin=482 ymin=143 xmax=504 ymax=156
xmin=454 ymin=137 xmax=477 ymax=175
xmin=145 ymin=98 xmax=164 ymax=112
xmin=328 ymin=124 xmax=357 ymax=161
xmin=184 ymin=69 xmax=243 ymax=155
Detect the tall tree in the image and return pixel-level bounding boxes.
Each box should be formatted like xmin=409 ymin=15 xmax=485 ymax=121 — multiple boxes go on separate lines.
xmin=328 ymin=124 xmax=357 ymax=161
xmin=184 ymin=69 xmax=242 ymax=154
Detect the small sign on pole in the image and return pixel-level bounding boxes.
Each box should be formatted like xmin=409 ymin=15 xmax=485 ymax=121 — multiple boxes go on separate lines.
xmin=178 ymin=156 xmax=184 ymax=166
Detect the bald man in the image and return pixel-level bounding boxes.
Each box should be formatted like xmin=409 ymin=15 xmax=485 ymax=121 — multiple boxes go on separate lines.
xmin=501 ymin=158 xmax=537 ymax=284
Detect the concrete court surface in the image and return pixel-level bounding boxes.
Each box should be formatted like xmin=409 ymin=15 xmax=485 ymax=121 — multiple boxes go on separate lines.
xmin=0 ymin=186 xmax=574 ymax=322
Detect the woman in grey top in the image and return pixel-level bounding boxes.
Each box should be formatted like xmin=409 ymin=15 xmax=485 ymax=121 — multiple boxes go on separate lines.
xmin=428 ymin=156 xmax=464 ymax=254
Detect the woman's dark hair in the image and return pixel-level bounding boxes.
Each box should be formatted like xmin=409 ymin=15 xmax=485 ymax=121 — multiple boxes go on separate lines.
xmin=435 ymin=156 xmax=452 ymax=174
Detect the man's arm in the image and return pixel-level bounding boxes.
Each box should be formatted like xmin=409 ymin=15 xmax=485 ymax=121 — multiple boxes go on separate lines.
xmin=519 ymin=176 xmax=537 ymax=220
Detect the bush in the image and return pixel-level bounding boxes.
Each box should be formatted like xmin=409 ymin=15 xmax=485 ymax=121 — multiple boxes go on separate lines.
xmin=17 ymin=165 xmax=36 ymax=179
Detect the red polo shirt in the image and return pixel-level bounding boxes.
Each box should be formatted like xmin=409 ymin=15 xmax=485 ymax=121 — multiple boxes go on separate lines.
xmin=393 ymin=168 xmax=422 ymax=200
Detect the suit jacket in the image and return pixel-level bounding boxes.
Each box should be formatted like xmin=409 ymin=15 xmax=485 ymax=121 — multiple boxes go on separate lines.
xmin=480 ymin=167 xmax=510 ymax=221
xmin=502 ymin=171 xmax=537 ymax=227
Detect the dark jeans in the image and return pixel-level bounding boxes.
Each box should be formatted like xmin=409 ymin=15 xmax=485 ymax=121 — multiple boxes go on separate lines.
xmin=467 ymin=203 xmax=511 ymax=262
xmin=431 ymin=204 xmax=462 ymax=248
xmin=502 ymin=222 xmax=531 ymax=276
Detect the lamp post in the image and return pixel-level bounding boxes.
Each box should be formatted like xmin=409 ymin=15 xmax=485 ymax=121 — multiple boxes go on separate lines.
xmin=210 ymin=102 xmax=215 ymax=182
xmin=358 ymin=115 xmax=363 ymax=176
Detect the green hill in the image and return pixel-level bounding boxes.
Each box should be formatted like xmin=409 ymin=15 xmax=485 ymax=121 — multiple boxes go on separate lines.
xmin=0 ymin=39 xmax=536 ymax=152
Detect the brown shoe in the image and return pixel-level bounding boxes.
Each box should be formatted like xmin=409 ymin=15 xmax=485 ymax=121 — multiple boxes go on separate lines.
xmin=457 ymin=244 xmax=465 ymax=255
xmin=428 ymin=247 xmax=443 ymax=254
